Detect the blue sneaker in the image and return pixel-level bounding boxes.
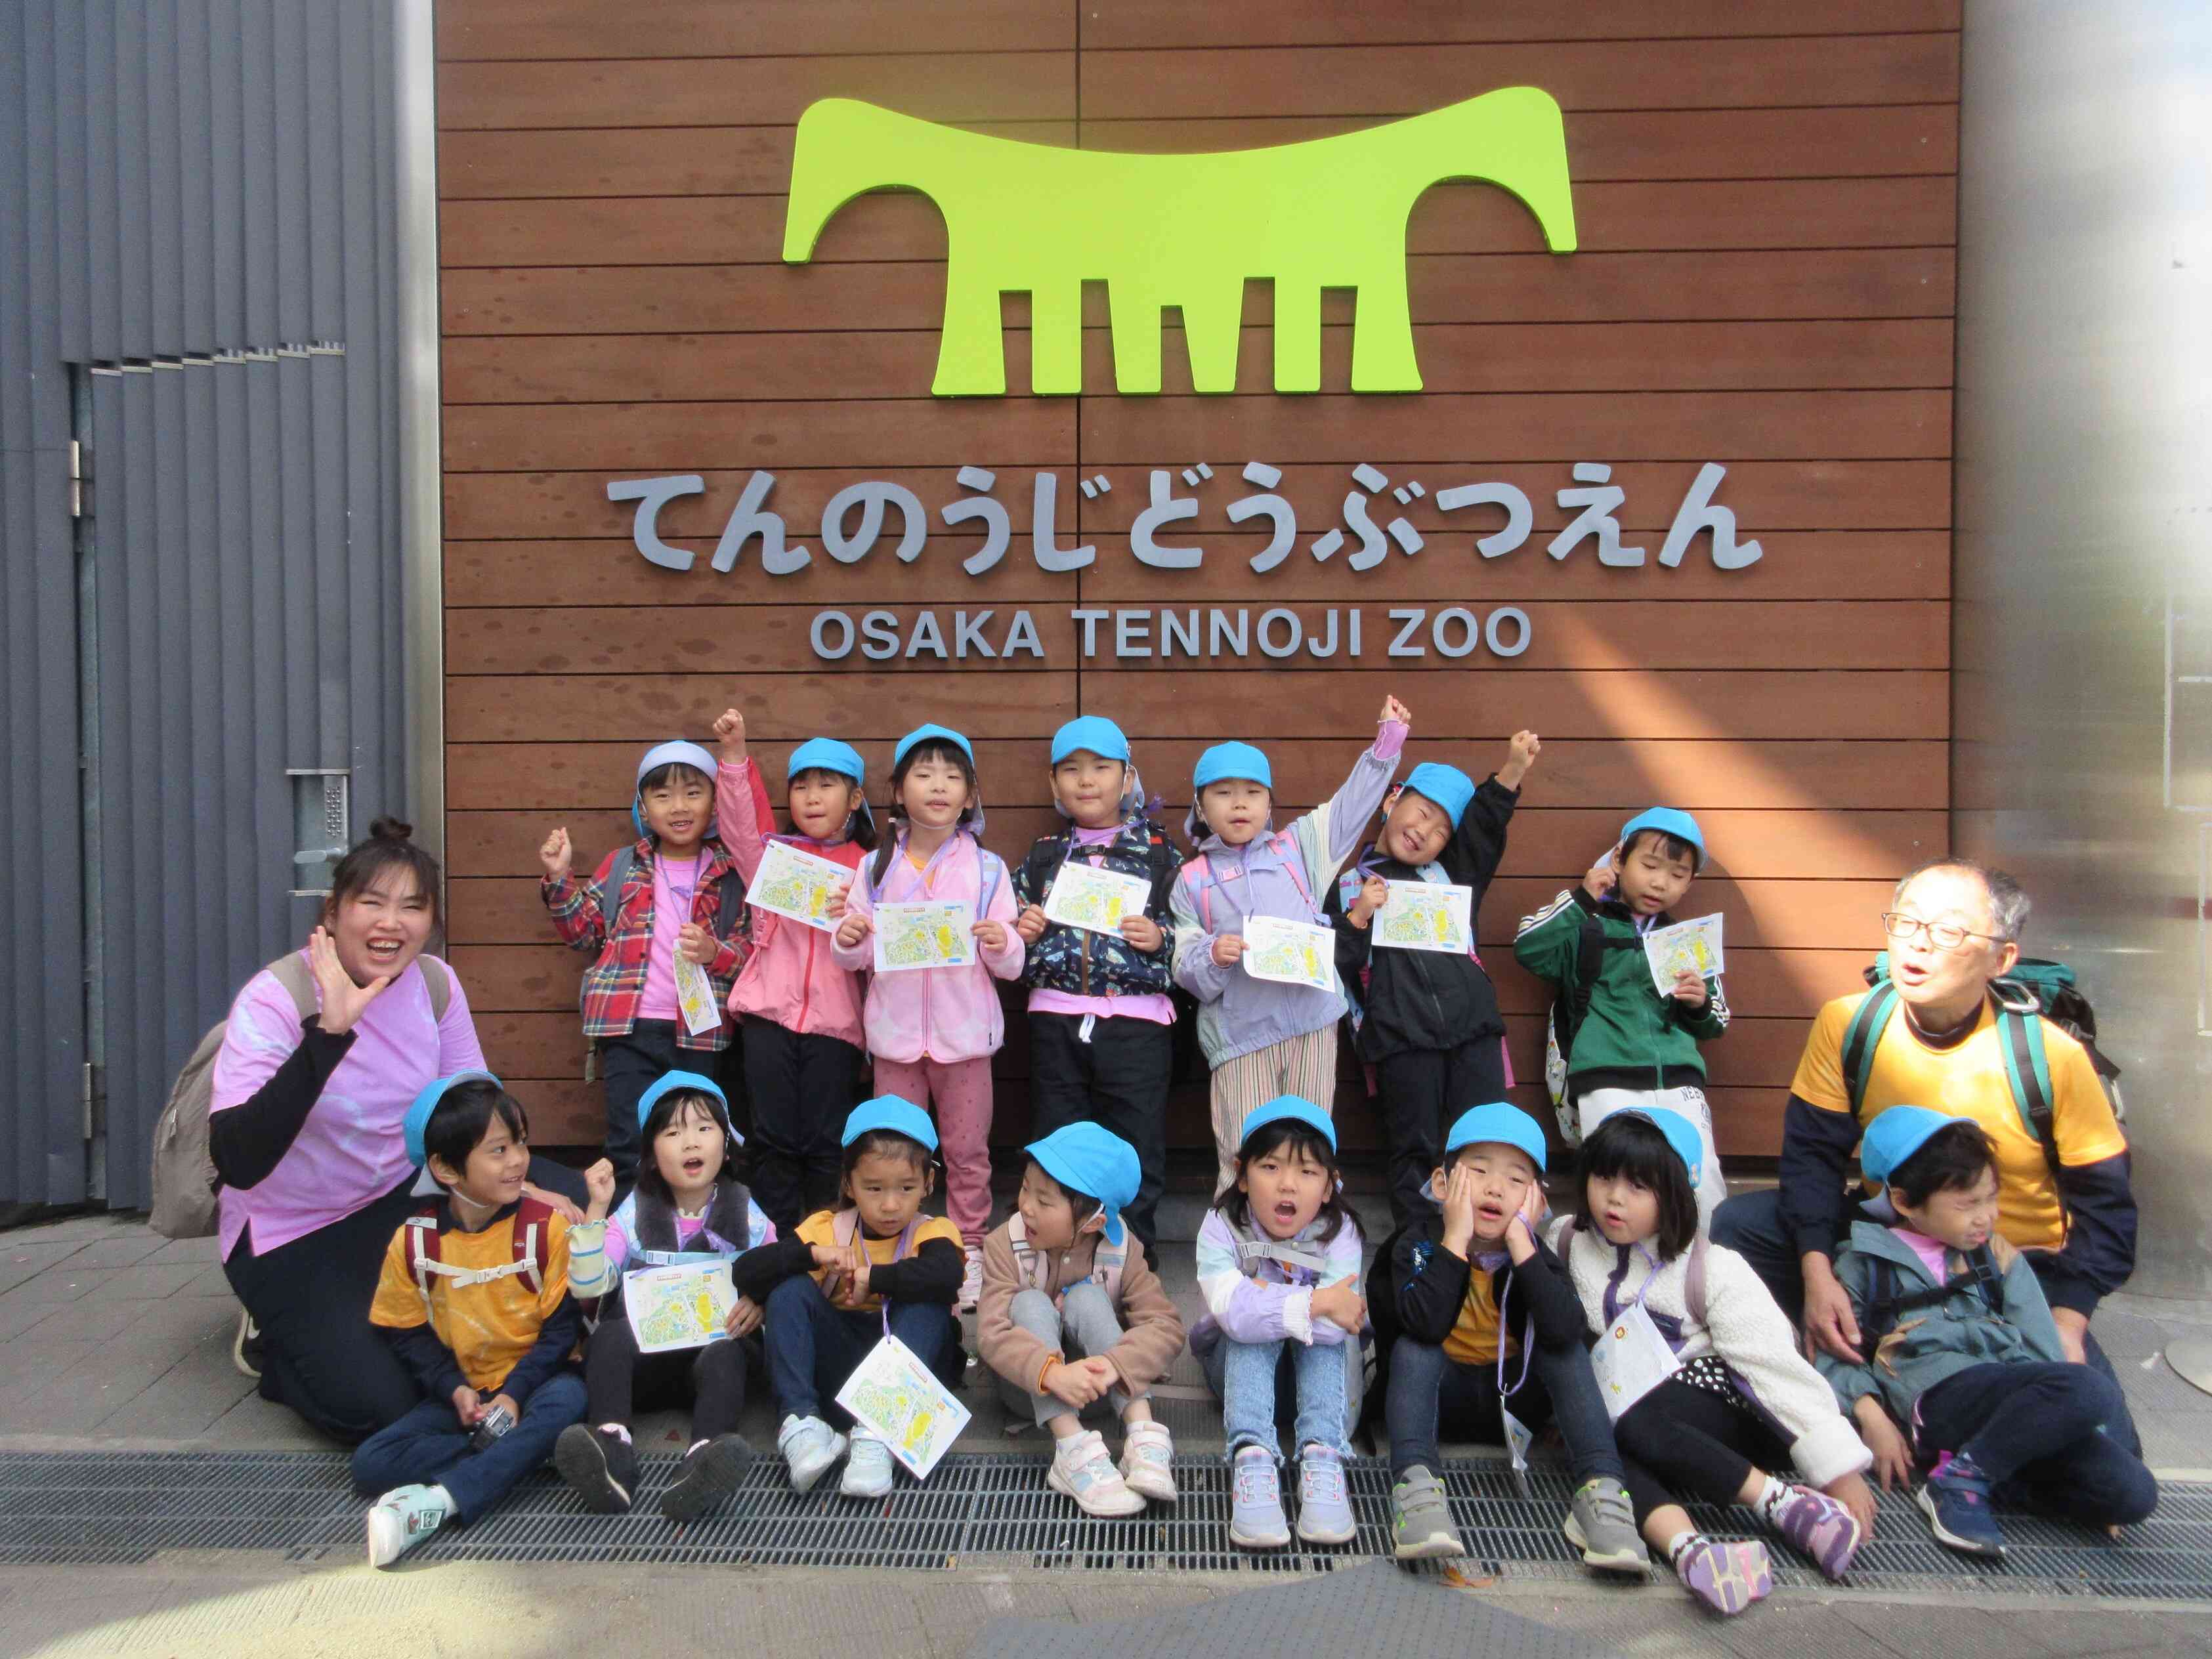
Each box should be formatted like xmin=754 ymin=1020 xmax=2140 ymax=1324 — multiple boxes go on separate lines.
xmin=1918 ymin=1452 xmax=2006 ymax=1558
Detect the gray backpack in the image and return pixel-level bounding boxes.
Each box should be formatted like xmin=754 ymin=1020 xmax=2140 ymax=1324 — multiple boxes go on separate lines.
xmin=148 ymin=954 xmax=450 ymax=1238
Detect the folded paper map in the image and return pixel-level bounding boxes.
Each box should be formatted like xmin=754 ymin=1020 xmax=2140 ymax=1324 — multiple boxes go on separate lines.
xmin=1241 ymin=914 xmax=1337 ymax=994
xmin=1372 ymin=881 xmax=1473 ymax=955
xmin=1042 ymin=861 xmax=1152 ymax=938
xmin=746 ymin=839 xmax=853 ymax=931
xmin=873 ymin=900 xmax=975 ymax=972
xmin=624 ymin=1258 xmax=736 ymax=1354
xmin=835 ymin=1333 xmax=971 ymax=1480
xmin=1642 ymin=912 xmax=1724 ymax=996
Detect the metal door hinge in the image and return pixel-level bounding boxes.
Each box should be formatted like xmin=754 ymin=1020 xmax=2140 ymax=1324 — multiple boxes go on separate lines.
xmin=68 ymin=440 xmax=89 ymax=518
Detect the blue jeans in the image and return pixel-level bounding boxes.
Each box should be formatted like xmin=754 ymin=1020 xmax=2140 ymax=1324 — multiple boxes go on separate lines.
xmin=1200 ymin=1334 xmax=1358 ymax=1461
xmin=1713 ymin=1188 xmax=2142 ymax=1457
xmin=762 ymin=1274 xmax=958 ymax=1423
xmin=1917 ymin=1360 xmax=2157 ymax=1526
xmin=349 ymin=1369 xmax=586 ymax=1522
xmin=1385 ymin=1335 xmax=1626 ymax=1485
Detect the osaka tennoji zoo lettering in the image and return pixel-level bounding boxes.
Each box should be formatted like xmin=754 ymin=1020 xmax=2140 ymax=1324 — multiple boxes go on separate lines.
xmin=605 ymin=459 xmax=1762 ymax=665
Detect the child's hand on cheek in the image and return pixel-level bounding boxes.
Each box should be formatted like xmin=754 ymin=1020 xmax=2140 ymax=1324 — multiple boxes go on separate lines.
xmin=1439 ymin=1166 xmax=1479 ymax=1256
xmin=1582 ymin=849 xmax=1617 ymax=902
xmin=1504 ymin=1209 xmax=1537 ymax=1265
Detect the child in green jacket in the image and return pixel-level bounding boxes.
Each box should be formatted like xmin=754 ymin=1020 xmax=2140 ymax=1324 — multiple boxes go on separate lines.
xmin=1512 ymin=808 xmax=1728 ymax=1221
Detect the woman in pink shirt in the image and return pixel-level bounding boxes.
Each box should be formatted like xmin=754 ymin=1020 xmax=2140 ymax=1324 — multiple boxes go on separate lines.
xmin=211 ymin=819 xmax=582 ymax=1443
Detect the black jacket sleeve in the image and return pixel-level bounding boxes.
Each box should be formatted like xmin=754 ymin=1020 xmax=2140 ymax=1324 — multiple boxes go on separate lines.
xmin=1447 ymin=776 xmax=1520 ymax=896
xmin=732 ymin=1235 xmax=819 ymax=1303
xmin=1776 ymin=1092 xmax=1861 ymax=1263
xmin=871 ymin=1236 xmax=964 ymax=1305
xmin=2043 ymin=1151 xmax=2137 ymax=1314
xmin=490 ymin=1293 xmax=580 ymax=1406
xmin=207 ymin=1020 xmax=357 ymax=1190
xmin=1503 ymin=1238 xmax=1590 ymax=1350
xmin=384 ymin=1321 xmax=468 ymax=1403
xmin=1388 ymin=1221 xmax=1474 ymax=1346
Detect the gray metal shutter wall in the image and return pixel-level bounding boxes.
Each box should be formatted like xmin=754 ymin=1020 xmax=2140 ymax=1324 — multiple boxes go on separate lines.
xmin=1 ymin=2 xmax=408 ymax=1208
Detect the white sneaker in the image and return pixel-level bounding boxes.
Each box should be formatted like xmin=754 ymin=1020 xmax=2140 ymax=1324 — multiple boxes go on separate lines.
xmin=365 ymin=1483 xmax=453 ymax=1568
xmin=841 ymin=1430 xmax=895 ymax=1498
xmin=958 ymin=1244 xmax=985 ymax=1311
xmin=777 ymin=1414 xmax=847 ymax=1495
xmin=1118 ymin=1420 xmax=1178 ymax=1503
xmin=1049 ymin=1429 xmax=1145 ymax=1516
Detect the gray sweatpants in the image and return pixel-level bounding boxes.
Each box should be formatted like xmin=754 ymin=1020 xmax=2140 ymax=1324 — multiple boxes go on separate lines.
xmin=994 ymin=1283 xmax=1133 ymax=1428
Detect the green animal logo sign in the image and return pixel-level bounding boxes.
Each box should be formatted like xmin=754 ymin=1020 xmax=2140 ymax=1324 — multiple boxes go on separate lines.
xmin=783 ymin=88 xmax=1577 ymax=397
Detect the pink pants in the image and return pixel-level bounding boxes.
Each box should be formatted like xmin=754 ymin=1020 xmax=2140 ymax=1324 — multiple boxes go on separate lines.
xmin=872 ymin=1055 xmax=994 ymax=1246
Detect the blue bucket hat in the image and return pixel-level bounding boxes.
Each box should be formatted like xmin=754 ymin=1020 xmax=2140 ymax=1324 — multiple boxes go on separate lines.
xmin=635 ymin=1069 xmax=740 ymax=1141
xmin=1619 ymin=807 xmax=1706 ymax=869
xmin=1860 ymin=1105 xmax=1965 ymax=1186
xmin=1237 ymin=1095 xmax=1337 ymax=1155
xmin=634 ymin=740 xmax=720 ymax=836
xmin=893 ymin=724 xmax=974 ymax=770
xmin=841 ymin=1094 xmax=939 ymax=1152
xmin=1614 ymin=1106 xmax=1705 ymax=1190
xmin=1025 ymin=1122 xmax=1141 ymax=1247
xmin=404 ymin=1070 xmax=503 ymax=1170
xmin=1193 ymin=741 xmax=1273 ymax=793
xmin=1444 ymin=1102 xmax=1548 ymax=1173
xmin=788 ymin=737 xmax=864 ymax=787
xmin=1051 ymin=717 xmax=1131 ymax=766
xmin=1399 ymin=762 xmax=1477 ymax=830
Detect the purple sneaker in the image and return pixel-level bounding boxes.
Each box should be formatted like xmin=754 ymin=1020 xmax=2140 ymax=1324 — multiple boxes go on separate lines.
xmin=1771 ymin=1482 xmax=1863 ymax=1580
xmin=1674 ymin=1537 xmax=1774 ymax=1616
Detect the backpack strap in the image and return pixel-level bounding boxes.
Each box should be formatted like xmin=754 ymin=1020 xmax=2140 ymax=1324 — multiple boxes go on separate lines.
xmin=1182 ymin=854 xmax=1215 ymax=931
xmin=1092 ymin=1236 xmax=1127 ymax=1305
xmin=1996 ymin=1003 xmax=2063 ymax=1184
xmin=266 ymin=952 xmax=321 ymax=1023
xmin=977 ymin=844 xmax=1006 ymax=919
xmin=511 ymin=1194 xmax=555 ymax=1295
xmin=1269 ymin=831 xmax=1315 ymax=914
xmin=1861 ymin=1246 xmax=2005 ymax=1354
xmin=1685 ymin=1232 xmax=1708 ymax=1328
xmin=405 ymin=1203 xmax=444 ymax=1316
xmin=417 ymin=956 xmax=452 ymax=1023
xmin=1840 ymin=980 xmax=1902 ymax=1120
xmin=591 ymin=847 xmax=639 ymax=936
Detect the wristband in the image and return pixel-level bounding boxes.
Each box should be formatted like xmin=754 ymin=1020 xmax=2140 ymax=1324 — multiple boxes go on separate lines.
xmin=1036 ymin=1354 xmax=1063 ymax=1395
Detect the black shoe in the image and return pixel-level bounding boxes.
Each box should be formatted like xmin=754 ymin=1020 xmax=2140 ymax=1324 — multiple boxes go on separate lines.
xmin=660 ymin=1433 xmax=756 ymax=1522
xmin=555 ymin=1424 xmax=637 ymax=1514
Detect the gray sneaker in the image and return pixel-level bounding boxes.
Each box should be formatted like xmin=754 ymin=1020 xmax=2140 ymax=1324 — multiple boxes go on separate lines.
xmin=1390 ymin=1465 xmax=1466 ymax=1561
xmin=1563 ymin=1477 xmax=1651 ymax=1574
xmin=1229 ymin=1446 xmax=1290 ymax=1550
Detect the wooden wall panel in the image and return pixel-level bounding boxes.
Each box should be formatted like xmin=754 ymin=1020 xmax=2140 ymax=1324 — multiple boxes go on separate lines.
xmin=436 ymin=1 xmax=1959 ymax=1160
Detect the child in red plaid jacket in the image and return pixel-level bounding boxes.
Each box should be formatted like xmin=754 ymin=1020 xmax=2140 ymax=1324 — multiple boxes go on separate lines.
xmin=540 ymin=740 xmax=749 ymax=1194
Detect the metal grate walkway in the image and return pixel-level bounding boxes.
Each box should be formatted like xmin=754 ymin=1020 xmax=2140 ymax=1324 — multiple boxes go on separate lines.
xmin=3 ymin=1451 xmax=2209 ymax=1601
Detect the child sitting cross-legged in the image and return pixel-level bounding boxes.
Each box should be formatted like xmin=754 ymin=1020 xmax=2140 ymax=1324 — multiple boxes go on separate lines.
xmin=353 ymin=1073 xmax=587 ymax=1568
xmin=1817 ymin=1108 xmax=2158 ymax=1559
xmin=975 ymin=1123 xmax=1187 ymax=1516
xmin=1368 ymin=1102 xmax=1647 ymax=1573
xmin=734 ymin=1096 xmax=965 ymax=1499
xmin=557 ymin=1070 xmax=772 ymax=1521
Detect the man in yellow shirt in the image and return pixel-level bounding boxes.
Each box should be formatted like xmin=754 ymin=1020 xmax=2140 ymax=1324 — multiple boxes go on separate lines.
xmin=1713 ymin=862 xmax=2136 ymax=1429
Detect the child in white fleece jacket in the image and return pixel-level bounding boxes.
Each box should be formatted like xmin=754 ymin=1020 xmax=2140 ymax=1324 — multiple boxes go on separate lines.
xmin=1551 ymin=1109 xmax=1874 ymax=1618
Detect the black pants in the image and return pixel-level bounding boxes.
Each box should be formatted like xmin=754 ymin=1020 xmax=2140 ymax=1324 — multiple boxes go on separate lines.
xmin=1384 ymin=1335 xmax=1626 ymax=1484
xmin=1711 ymin=1188 xmax=2143 ymax=1458
xmin=1028 ymin=1012 xmax=1175 ymax=1257
xmin=1375 ymin=1037 xmax=1511 ymax=1230
xmin=584 ymin=1314 xmax=752 ymax=1442
xmin=598 ymin=1020 xmax=686 ymax=1195
xmin=1613 ymin=1376 xmax=1789 ymax=1524
xmin=1917 ymin=1361 xmax=2157 ymax=1526
xmin=742 ymin=1014 xmax=868 ymax=1235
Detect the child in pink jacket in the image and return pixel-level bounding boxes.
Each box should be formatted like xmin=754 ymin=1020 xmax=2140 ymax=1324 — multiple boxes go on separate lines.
xmin=828 ymin=724 xmax=1023 ymax=1309
xmin=712 ymin=707 xmax=876 ymax=1236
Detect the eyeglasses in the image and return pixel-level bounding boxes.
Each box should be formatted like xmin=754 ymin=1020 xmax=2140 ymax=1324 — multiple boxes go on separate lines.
xmin=1881 ymin=912 xmax=2004 ymax=952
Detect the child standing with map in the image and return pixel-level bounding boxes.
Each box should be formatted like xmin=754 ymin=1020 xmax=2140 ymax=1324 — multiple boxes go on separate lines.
xmin=1170 ymin=698 xmax=1409 ymax=1195
xmin=558 ymin=1071 xmax=771 ymax=1522
xmin=1329 ymin=735 xmax=1541 ymax=1228
xmin=1009 ymin=716 xmax=1184 ymax=1255
xmin=828 ymin=725 xmax=1024 ymax=1310
xmin=712 ymin=709 xmax=876 ymax=1236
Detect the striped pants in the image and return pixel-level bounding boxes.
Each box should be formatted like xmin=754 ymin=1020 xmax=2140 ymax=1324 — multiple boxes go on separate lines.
xmin=1208 ymin=1024 xmax=1338 ymax=1197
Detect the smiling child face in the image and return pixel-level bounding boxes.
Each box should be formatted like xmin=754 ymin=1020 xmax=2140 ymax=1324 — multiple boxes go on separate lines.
xmin=641 ymin=767 xmax=712 ymax=854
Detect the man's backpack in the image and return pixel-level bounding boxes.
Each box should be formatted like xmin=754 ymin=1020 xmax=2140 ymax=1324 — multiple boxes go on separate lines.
xmin=1840 ymin=954 xmax=2125 ymax=1188
xmin=149 ymin=953 xmax=452 ymax=1240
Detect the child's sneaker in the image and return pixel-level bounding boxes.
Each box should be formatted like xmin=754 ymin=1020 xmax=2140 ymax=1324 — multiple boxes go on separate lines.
xmin=1918 ymin=1452 xmax=2006 ymax=1558
xmin=1770 ymin=1481 xmax=1863 ymax=1579
xmin=660 ymin=1432 xmax=756 ymax=1522
xmin=841 ymin=1429 xmax=895 ymax=1498
xmin=1672 ymin=1535 xmax=1773 ymax=1616
xmin=555 ymin=1423 xmax=639 ymax=1514
xmin=777 ymin=1414 xmax=847 ymax=1494
xmin=1389 ymin=1464 xmax=1465 ymax=1561
xmin=1294 ymin=1444 xmax=1356 ymax=1546
xmin=1118 ymin=1420 xmax=1178 ymax=1503
xmin=1563 ymin=1477 xmax=1650 ymax=1574
xmin=1229 ymin=1446 xmax=1290 ymax=1549
xmin=365 ymin=1483 xmax=454 ymax=1569
xmin=1048 ymin=1429 xmax=1145 ymax=1516
xmin=958 ymin=1244 xmax=985 ymax=1312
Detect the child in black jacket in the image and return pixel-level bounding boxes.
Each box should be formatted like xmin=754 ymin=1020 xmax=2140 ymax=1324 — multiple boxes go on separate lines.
xmin=1330 ymin=736 xmax=1539 ymax=1227
xmin=1367 ymin=1102 xmax=1644 ymax=1573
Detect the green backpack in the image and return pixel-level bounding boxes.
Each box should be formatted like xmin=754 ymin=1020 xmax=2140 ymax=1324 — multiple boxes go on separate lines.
xmin=1840 ymin=954 xmax=2125 ymax=1184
